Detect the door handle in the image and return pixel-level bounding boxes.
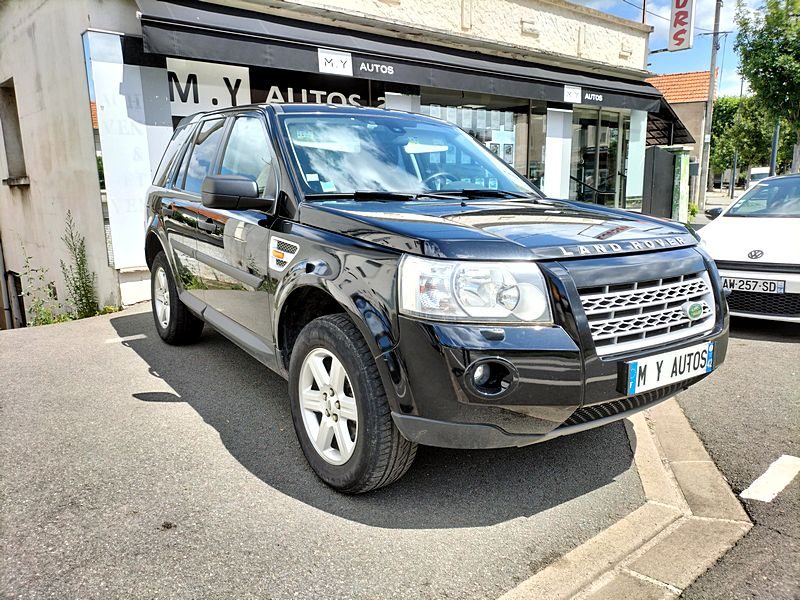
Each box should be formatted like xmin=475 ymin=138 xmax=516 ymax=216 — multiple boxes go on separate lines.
xmin=198 ymin=219 xmax=216 ymax=233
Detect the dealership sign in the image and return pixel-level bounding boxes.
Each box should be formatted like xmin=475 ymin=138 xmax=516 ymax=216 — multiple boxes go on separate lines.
xmin=166 ymin=58 xmax=251 ymax=115
xmin=668 ymin=0 xmax=696 ymax=51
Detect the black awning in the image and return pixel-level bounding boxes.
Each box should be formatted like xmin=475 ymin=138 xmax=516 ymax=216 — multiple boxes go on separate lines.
xmin=647 ymin=99 xmax=695 ymax=146
xmin=137 ymin=0 xmax=663 ymax=112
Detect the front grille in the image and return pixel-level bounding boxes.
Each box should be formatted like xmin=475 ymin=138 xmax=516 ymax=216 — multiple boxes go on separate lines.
xmin=716 ymin=260 xmax=800 ymax=274
xmin=728 ymin=290 xmax=800 ymax=316
xmin=562 ymin=378 xmax=701 ymax=427
xmin=578 ymin=271 xmax=716 ymax=356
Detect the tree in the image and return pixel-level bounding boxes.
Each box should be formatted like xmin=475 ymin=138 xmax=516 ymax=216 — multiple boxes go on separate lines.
xmin=710 ymin=95 xmax=795 ymax=180
xmin=736 ymin=0 xmax=800 ymax=172
xmin=710 ymin=96 xmax=741 ymax=173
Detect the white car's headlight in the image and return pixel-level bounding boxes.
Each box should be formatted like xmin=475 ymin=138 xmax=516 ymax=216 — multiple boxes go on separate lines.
xmin=398 ymin=255 xmax=552 ymax=324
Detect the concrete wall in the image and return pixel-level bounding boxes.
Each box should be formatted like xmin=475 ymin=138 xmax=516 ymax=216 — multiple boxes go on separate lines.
xmin=0 ymin=0 xmax=140 ymax=313
xmin=219 ymin=0 xmax=651 ymax=75
xmin=671 ymin=101 xmax=706 ymax=161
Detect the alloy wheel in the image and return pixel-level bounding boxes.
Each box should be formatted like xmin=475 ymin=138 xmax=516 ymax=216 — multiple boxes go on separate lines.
xmin=153 ymin=266 xmax=171 ymax=329
xmin=298 ymin=348 xmax=359 ymax=465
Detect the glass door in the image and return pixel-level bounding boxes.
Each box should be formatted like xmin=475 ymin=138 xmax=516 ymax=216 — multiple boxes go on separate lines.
xmin=570 ymin=108 xmax=628 ymax=206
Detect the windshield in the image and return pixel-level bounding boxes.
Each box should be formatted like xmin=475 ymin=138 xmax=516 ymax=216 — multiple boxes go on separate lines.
xmin=726 ymin=177 xmax=800 ymax=218
xmin=278 ymin=113 xmax=539 ymax=198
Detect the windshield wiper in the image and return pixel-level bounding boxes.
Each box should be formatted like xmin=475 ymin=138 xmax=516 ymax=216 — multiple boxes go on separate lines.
xmin=305 ymin=191 xmax=418 ymax=202
xmin=424 ymin=189 xmax=537 ymax=199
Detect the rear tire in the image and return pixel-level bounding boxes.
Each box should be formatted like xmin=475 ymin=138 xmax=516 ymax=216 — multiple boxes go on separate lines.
xmin=289 ymin=314 xmax=417 ymax=493
xmin=150 ymin=251 xmax=204 ymax=345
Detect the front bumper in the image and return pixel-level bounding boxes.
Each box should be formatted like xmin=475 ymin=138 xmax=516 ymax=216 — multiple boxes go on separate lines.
xmin=381 ymin=248 xmax=730 ymax=449
xmin=718 ymin=267 xmax=800 ymax=322
xmin=388 ymin=318 xmax=727 ymax=449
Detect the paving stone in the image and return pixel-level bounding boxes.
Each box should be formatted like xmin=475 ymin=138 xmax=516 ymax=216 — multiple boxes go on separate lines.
xmin=647 ymin=400 xmax=711 ymax=463
xmin=629 ymin=517 xmax=751 ymax=589
xmin=500 ymin=502 xmax=680 ymax=600
xmin=625 ymin=415 xmax=686 ymax=508
xmin=671 ymin=461 xmax=750 ymax=522
xmin=586 ymin=571 xmax=677 ymax=599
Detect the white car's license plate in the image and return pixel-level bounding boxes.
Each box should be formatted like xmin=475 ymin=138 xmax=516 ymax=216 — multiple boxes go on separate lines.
xmin=722 ymin=277 xmax=785 ymax=294
xmin=625 ymin=341 xmax=715 ymax=395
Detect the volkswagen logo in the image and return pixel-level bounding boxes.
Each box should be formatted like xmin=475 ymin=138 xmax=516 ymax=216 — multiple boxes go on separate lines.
xmin=748 ymin=249 xmax=764 ymax=259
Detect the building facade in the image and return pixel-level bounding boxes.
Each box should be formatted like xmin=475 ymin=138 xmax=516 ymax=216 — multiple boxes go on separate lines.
xmin=0 ymin=0 xmax=688 ymax=327
xmin=647 ymin=70 xmax=714 ymax=202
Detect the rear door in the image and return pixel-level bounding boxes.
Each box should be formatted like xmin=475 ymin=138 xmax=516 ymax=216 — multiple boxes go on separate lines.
xmin=193 ymin=112 xmax=277 ymax=346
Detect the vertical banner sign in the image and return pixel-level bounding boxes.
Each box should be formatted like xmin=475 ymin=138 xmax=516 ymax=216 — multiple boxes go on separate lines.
xmin=668 ymin=0 xmax=696 ymax=51
xmin=166 ymin=58 xmax=251 ymax=116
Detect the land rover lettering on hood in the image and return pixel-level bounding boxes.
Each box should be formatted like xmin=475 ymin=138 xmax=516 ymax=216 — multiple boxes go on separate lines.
xmin=144 ymin=104 xmax=729 ymax=492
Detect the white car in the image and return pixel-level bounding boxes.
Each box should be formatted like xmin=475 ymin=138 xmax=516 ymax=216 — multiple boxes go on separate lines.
xmin=700 ymin=174 xmax=800 ymax=323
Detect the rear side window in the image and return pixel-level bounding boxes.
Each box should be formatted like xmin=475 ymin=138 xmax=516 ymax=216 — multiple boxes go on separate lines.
xmin=153 ymin=123 xmax=190 ymax=186
xmin=219 ymin=116 xmax=276 ymax=198
xmin=177 ymin=118 xmax=226 ymax=194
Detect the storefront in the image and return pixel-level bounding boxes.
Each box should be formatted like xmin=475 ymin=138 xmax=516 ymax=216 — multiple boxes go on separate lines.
xmin=0 ymin=0 xmax=695 ymax=320
xmin=80 ymin=0 xmax=689 ymax=282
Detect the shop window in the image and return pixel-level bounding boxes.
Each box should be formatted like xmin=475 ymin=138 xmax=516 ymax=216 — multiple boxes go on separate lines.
xmin=419 ymin=89 xmax=530 ymax=177
xmin=177 ymin=118 xmax=226 ymax=194
xmin=218 ymin=116 xmax=276 ymax=199
xmin=0 ymin=79 xmax=28 ymax=186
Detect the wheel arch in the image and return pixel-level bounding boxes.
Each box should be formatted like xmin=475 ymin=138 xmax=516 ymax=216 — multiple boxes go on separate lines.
xmin=277 ymin=285 xmax=346 ymax=371
xmin=145 ymin=229 xmax=165 ymax=270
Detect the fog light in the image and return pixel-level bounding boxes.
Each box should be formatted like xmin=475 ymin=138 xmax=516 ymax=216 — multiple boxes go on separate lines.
xmin=464 ymin=358 xmax=519 ymax=399
xmin=473 ymin=364 xmax=491 ymax=386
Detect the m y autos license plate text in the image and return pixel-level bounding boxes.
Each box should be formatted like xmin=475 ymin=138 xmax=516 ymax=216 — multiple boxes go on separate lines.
xmin=626 ymin=341 xmax=715 ymax=395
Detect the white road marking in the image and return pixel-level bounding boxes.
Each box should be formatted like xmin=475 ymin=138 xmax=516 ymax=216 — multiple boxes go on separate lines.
xmin=740 ymin=455 xmax=800 ymax=503
xmin=104 ymin=334 xmax=148 ymax=344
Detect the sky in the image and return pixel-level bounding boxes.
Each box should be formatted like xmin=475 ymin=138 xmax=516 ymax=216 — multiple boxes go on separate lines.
xmin=573 ymin=0 xmax=758 ymax=97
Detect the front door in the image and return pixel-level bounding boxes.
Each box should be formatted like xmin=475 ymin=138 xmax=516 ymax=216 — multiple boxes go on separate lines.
xmin=193 ymin=113 xmax=277 ymax=344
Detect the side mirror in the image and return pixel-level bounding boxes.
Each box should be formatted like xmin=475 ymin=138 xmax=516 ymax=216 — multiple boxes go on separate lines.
xmin=704 ymin=207 xmax=723 ymax=220
xmin=201 ymin=175 xmax=273 ymax=211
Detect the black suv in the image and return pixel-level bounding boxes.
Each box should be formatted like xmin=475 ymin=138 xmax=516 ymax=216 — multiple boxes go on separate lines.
xmin=145 ymin=104 xmax=728 ymax=492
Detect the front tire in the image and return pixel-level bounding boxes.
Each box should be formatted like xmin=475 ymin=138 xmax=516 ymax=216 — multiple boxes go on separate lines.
xmin=289 ymin=314 xmax=417 ymax=493
xmin=150 ymin=251 xmax=204 ymax=345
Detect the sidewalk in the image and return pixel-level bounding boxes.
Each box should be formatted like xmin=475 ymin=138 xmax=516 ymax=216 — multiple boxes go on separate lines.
xmin=691 ymin=189 xmax=740 ymax=227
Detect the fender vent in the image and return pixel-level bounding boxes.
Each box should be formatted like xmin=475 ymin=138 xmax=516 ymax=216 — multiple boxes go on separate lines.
xmin=270 ymin=237 xmax=299 ymax=272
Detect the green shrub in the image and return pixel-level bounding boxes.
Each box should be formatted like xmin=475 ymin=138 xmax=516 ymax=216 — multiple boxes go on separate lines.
xmin=20 ymin=247 xmax=73 ymax=326
xmin=60 ymin=211 xmax=99 ymax=319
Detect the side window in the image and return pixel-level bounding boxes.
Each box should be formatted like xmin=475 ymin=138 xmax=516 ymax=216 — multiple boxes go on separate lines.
xmin=153 ymin=123 xmax=190 ymax=186
xmin=179 ymin=118 xmax=226 ymax=194
xmin=219 ymin=116 xmax=276 ymax=198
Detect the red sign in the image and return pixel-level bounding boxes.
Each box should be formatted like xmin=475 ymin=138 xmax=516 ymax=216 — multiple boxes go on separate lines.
xmin=668 ymin=0 xmax=696 ymax=51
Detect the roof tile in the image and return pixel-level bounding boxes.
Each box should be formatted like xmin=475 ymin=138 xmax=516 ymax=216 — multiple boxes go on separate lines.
xmin=646 ymin=71 xmax=717 ymax=104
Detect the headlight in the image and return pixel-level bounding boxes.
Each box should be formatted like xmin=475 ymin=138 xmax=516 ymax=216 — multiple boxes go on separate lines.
xmin=398 ymin=255 xmax=552 ymax=324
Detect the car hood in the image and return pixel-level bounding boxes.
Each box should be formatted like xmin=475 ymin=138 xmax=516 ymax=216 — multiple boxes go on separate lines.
xmin=699 ymin=216 xmax=800 ymax=264
xmin=297 ymin=198 xmax=696 ymax=260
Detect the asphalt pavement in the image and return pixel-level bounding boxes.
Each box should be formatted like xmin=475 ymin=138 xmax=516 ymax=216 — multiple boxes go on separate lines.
xmin=679 ymin=317 xmax=800 ymax=599
xmin=0 ymin=304 xmax=644 ymax=599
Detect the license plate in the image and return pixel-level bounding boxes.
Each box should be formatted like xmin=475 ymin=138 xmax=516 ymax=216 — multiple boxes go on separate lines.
xmin=722 ymin=277 xmax=785 ymax=294
xmin=625 ymin=341 xmax=715 ymax=395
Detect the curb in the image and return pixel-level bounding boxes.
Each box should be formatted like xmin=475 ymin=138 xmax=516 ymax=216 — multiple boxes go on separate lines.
xmin=500 ymin=398 xmax=752 ymax=599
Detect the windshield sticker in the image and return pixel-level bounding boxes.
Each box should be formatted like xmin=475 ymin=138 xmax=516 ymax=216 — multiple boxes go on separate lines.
xmin=320 ymin=181 xmax=337 ymax=192
xmin=305 ymin=173 xmax=320 ymax=182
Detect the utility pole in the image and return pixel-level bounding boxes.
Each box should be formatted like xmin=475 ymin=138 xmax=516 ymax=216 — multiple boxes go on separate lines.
xmin=698 ymin=0 xmax=723 ymax=210
xmin=770 ymin=120 xmax=780 ymax=176
xmin=642 ymin=0 xmax=647 ymax=23
xmin=730 ymin=78 xmax=744 ymax=199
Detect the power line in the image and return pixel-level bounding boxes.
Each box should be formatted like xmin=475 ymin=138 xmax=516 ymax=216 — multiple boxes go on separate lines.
xmin=619 ymin=0 xmax=714 ymax=32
